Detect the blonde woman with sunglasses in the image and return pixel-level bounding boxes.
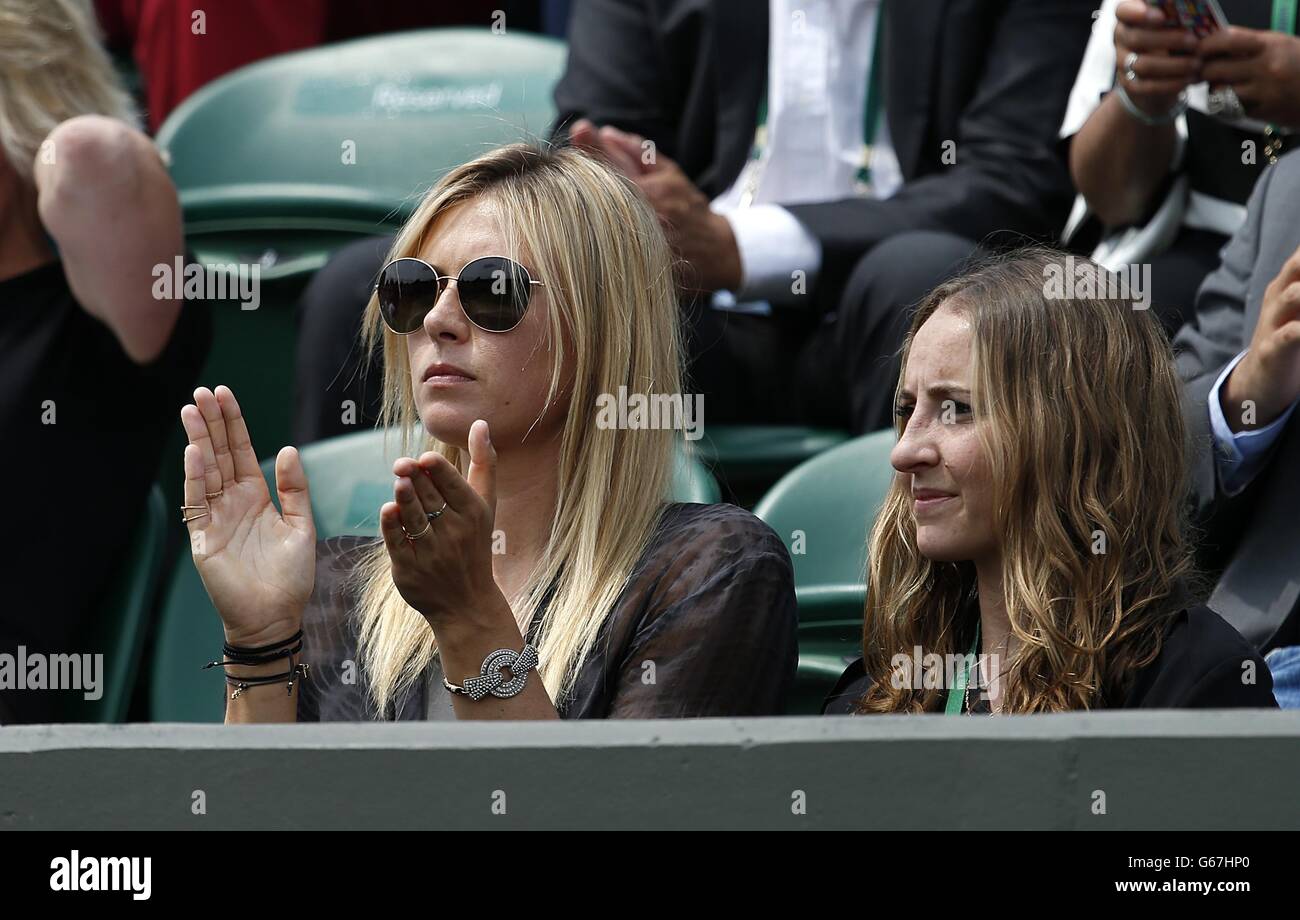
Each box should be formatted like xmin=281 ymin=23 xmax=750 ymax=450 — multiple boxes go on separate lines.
xmin=179 ymin=144 xmax=798 ymax=722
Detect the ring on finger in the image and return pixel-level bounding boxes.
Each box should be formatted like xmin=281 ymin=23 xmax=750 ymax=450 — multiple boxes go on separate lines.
xmin=1124 ymin=51 xmax=1139 ymax=83
xmin=404 ymin=505 xmax=448 ymax=542
xmin=206 ymin=489 xmax=224 ymax=499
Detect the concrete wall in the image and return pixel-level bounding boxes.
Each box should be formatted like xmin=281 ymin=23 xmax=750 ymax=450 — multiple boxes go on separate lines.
xmin=2 ymin=713 xmax=1298 ymax=829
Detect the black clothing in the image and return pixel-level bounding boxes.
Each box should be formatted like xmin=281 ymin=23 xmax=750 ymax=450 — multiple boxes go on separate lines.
xmin=296 ymin=502 xmax=799 ymax=720
xmin=0 ymin=259 xmax=211 ymax=723
xmin=822 ymin=605 xmax=1279 ymax=714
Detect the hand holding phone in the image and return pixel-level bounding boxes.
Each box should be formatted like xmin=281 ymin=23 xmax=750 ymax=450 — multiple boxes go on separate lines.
xmin=1147 ymin=1 xmax=1229 ymax=40
xmin=1115 ymin=1 xmax=1204 ymax=116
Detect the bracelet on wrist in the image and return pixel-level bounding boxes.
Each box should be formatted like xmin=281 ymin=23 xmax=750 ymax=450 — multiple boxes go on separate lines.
xmin=444 ymin=644 xmax=540 ymax=701
xmin=1113 ymin=83 xmax=1187 ymax=126
xmin=203 ymin=629 xmax=311 ymax=699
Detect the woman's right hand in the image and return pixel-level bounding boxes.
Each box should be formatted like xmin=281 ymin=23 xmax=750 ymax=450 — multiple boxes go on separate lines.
xmin=1114 ymin=0 xmax=1203 ymax=116
xmin=181 ymin=386 xmax=317 ymax=647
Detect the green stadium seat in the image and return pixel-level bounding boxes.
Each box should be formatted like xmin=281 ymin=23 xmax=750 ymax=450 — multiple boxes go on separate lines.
xmin=55 ymin=486 xmax=168 ymax=723
xmin=156 ymin=27 xmax=567 ymax=277
xmin=149 ymin=432 xmax=719 ymax=722
xmin=752 ymin=428 xmax=897 ymax=714
xmin=694 ymin=425 xmax=850 ymax=507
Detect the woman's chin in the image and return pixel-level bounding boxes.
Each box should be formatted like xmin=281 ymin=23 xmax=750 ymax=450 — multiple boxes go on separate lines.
xmin=419 ymin=405 xmax=476 ymax=446
xmin=915 ymin=530 xmax=968 ymax=564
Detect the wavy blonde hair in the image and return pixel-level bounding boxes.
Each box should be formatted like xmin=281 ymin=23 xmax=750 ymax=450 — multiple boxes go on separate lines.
xmin=349 ymin=143 xmax=683 ymax=715
xmin=857 ymin=249 xmax=1198 ymax=713
xmin=0 ymin=0 xmax=138 ymax=183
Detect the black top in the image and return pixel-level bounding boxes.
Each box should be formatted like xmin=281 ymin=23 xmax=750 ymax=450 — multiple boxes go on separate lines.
xmin=0 ymin=259 xmax=210 ymax=722
xmin=296 ymin=502 xmax=800 ymax=720
xmin=823 ymin=604 xmax=1278 ymax=714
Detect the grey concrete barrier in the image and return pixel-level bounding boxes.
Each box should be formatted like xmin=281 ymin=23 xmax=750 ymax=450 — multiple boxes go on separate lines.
xmin=1 ymin=712 xmax=1298 ymax=829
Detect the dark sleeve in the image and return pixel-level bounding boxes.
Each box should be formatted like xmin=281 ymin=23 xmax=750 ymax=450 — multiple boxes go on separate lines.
xmin=1172 ymin=162 xmax=1273 ymax=522
xmin=1133 ymin=607 xmax=1279 ymax=709
xmin=551 ymin=0 xmax=682 ymax=153
xmin=786 ymin=0 xmax=1093 ymax=303
xmin=296 ymin=536 xmax=383 ymax=722
xmin=1182 ymin=654 xmax=1279 ymax=708
xmin=605 ymin=507 xmax=799 ymax=717
xmin=821 ymin=658 xmax=870 ymax=715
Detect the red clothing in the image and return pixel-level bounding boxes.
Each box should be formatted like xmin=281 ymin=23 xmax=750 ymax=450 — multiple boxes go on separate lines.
xmin=96 ymin=1 xmax=327 ymax=132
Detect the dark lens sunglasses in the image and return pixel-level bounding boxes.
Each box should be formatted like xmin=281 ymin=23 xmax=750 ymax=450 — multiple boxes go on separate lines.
xmin=375 ymin=255 xmax=545 ymax=334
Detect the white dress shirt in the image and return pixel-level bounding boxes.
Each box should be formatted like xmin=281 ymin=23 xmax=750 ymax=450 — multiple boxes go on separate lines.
xmin=711 ymin=0 xmax=900 ymax=308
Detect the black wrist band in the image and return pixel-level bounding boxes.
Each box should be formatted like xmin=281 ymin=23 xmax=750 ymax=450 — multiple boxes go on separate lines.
xmin=224 ymin=662 xmax=311 ymax=700
xmin=203 ymin=640 xmax=304 ymax=670
xmin=223 ymin=629 xmax=304 ymax=656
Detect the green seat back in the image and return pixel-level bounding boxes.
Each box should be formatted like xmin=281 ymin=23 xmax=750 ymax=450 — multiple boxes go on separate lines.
xmin=56 ymin=486 xmax=167 ymax=723
xmin=752 ymin=429 xmax=898 ymax=713
xmin=150 ymin=432 xmax=718 ymax=722
xmin=156 ymin=27 xmax=567 ymax=277
xmin=695 ymin=425 xmax=850 ymax=507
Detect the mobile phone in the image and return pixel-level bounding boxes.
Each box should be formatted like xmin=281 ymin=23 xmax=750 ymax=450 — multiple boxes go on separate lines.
xmin=1146 ymin=0 xmax=1229 ymax=38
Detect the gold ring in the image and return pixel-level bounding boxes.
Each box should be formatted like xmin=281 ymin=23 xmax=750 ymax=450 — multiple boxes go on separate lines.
xmin=405 ymin=519 xmax=432 ymax=541
xmin=206 ymin=489 xmax=224 ymax=499
xmin=181 ymin=504 xmax=209 ymax=523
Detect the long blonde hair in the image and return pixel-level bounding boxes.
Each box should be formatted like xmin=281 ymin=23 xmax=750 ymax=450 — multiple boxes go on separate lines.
xmin=350 ymin=143 xmax=684 ymax=714
xmin=0 ymin=0 xmax=138 ymax=183
xmin=858 ymin=249 xmax=1198 ymax=713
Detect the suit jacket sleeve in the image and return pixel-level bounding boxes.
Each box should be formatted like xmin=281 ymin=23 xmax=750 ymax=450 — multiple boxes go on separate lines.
xmin=784 ymin=0 xmax=1091 ymax=304
xmin=1172 ymin=162 xmax=1275 ymax=522
xmin=552 ymin=0 xmax=684 ymax=158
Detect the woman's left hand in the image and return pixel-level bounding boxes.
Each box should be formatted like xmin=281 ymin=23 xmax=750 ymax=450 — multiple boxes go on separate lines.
xmin=380 ymin=419 xmax=509 ymax=634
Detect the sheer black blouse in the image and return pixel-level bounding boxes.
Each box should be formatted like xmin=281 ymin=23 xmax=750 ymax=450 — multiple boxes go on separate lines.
xmin=296 ymin=502 xmax=799 ymax=721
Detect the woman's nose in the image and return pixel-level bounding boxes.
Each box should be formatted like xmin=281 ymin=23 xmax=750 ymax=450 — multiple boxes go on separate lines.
xmin=421 ymin=279 xmax=471 ymax=341
xmin=891 ymin=419 xmax=940 ymax=473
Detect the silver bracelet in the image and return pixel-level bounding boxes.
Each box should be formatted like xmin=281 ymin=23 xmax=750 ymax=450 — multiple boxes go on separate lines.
xmin=1113 ymin=83 xmax=1187 ymax=126
xmin=444 ymin=644 xmax=540 ymax=701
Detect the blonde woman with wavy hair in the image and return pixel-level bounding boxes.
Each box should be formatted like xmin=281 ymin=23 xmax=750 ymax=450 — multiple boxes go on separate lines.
xmin=824 ymin=249 xmax=1276 ymax=715
xmin=181 ymin=143 xmax=798 ymax=722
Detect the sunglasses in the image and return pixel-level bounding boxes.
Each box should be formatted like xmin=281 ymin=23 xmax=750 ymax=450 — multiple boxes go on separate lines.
xmin=375 ymin=256 xmax=545 ymax=334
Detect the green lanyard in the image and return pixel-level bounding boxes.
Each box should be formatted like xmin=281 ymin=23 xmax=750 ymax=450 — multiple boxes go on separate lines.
xmin=1274 ymin=0 xmax=1297 ymax=34
xmin=742 ymin=2 xmax=887 ymax=203
xmin=944 ymin=620 xmax=981 ymax=715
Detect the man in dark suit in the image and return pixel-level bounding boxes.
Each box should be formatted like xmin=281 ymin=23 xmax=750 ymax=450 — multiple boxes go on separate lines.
xmin=292 ymin=0 xmax=1095 ymax=442
xmin=552 ymin=0 xmax=1095 ymax=434
xmin=1173 ymin=148 xmax=1300 ymax=706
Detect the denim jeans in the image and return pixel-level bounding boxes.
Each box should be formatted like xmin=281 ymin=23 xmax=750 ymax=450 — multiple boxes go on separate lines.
xmin=1264 ymin=646 xmax=1300 ymax=709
